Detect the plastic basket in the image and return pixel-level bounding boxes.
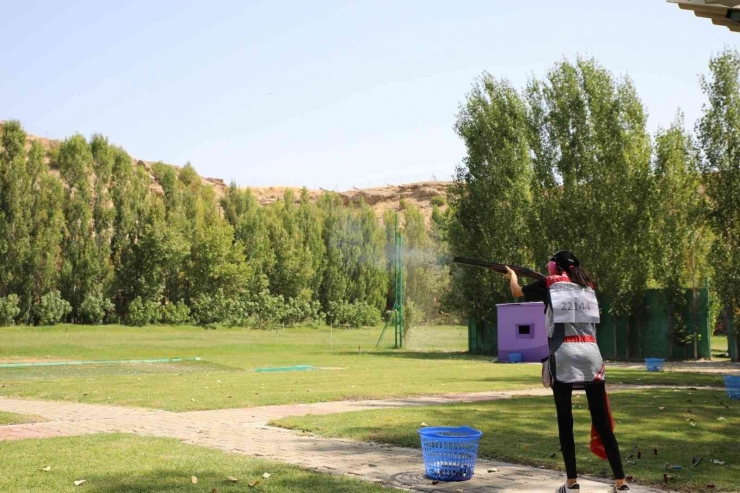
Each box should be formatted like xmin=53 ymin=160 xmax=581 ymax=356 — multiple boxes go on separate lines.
xmin=724 ymin=375 xmax=740 ymax=400
xmin=645 ymin=358 xmax=665 ymax=372
xmin=418 ymin=426 xmax=482 ymax=482
xmin=509 ymin=353 xmax=523 ymax=364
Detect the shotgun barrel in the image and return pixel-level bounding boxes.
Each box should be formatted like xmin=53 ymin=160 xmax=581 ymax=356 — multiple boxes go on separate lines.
xmin=452 ymin=257 xmax=545 ymax=280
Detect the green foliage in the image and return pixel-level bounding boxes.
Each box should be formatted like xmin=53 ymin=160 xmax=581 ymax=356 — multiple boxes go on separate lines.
xmin=58 ymin=134 xmax=108 ymax=315
xmin=0 ymin=121 xmax=37 ymax=321
xmin=32 ymin=291 xmax=72 ymax=326
xmin=697 ymin=48 xmax=740 ymax=360
xmin=447 ymin=74 xmax=534 ymax=323
xmin=525 ymin=58 xmax=653 ymax=317
xmin=189 ymin=291 xmax=234 ymax=326
xmin=319 ymin=194 xmax=387 ymax=314
xmin=79 ymin=293 xmax=115 ymax=325
xmin=283 ymin=296 xmax=324 ymax=327
xmin=1 ymin=50 xmax=735 ymax=345
xmin=159 ymin=301 xmax=191 ymax=326
xmin=264 ymin=191 xmax=316 ymax=300
xmin=447 ymin=57 xmax=714 ymax=356
xmin=402 ymin=299 xmax=424 ymax=338
xmin=326 ymin=300 xmax=380 ymax=328
xmin=402 ymin=203 xmax=448 ymax=324
xmin=243 ymin=290 xmax=286 ymax=329
xmin=126 ymin=297 xmax=161 ymax=327
xmin=652 ymin=114 xmax=708 ymax=350
xmin=0 ymin=294 xmax=20 ymax=326
xmin=430 ymin=195 xmax=446 ymax=207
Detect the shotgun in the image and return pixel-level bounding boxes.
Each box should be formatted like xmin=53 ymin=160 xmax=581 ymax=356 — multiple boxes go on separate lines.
xmin=452 ymin=257 xmax=545 ymax=280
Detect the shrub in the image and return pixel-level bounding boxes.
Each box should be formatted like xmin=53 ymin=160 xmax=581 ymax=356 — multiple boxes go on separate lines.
xmin=79 ymin=293 xmax=115 ymax=325
xmin=430 ymin=195 xmax=446 ymax=207
xmin=32 ymin=291 xmax=71 ymax=326
xmin=282 ymin=297 xmax=324 ymax=327
xmin=243 ymin=290 xmax=286 ymax=329
xmin=127 ymin=297 xmax=160 ymax=326
xmin=190 ymin=291 xmax=232 ymax=326
xmin=402 ymin=299 xmax=424 ymax=337
xmin=160 ymin=301 xmax=191 ymax=326
xmin=0 ymin=294 xmax=21 ymax=326
xmin=326 ymin=301 xmax=381 ymax=328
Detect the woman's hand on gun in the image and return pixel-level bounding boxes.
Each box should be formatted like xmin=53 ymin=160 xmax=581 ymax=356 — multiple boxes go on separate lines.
xmin=504 ymin=266 xmax=524 ymax=298
xmin=503 ymin=266 xmax=517 ymax=281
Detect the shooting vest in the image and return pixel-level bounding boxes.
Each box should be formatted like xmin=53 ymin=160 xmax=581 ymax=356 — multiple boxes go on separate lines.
xmin=546 ymin=275 xmax=605 ymax=385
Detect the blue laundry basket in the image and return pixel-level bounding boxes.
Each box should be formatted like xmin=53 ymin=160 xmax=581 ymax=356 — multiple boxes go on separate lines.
xmin=724 ymin=375 xmax=740 ymax=400
xmin=509 ymin=353 xmax=523 ymax=364
xmin=418 ymin=426 xmax=482 ymax=482
xmin=645 ymin=358 xmax=665 ymax=372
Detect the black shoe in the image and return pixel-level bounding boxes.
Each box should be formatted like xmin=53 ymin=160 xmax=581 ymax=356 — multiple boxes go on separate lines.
xmin=556 ymin=483 xmax=580 ymax=493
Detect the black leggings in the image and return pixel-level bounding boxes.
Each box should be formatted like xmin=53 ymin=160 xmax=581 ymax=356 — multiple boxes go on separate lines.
xmin=552 ymin=381 xmax=625 ymax=480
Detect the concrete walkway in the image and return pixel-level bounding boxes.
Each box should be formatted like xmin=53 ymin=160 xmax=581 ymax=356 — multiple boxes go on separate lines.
xmin=0 ymin=391 xmax=669 ymax=493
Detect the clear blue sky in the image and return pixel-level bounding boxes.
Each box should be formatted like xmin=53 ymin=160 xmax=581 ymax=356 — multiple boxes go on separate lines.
xmin=1 ymin=1 xmax=737 ymax=190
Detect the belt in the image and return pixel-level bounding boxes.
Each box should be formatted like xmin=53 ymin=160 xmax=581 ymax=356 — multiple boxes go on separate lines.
xmin=564 ymin=335 xmax=596 ymax=343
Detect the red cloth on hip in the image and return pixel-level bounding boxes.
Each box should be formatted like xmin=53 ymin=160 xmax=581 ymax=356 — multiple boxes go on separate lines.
xmin=590 ymin=390 xmax=615 ymax=460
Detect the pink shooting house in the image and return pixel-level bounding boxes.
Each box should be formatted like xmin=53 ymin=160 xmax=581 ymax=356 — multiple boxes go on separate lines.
xmin=496 ymin=302 xmax=549 ymax=363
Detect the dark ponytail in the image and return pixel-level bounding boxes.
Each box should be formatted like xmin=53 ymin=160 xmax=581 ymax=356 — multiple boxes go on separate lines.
xmin=550 ymin=250 xmax=595 ymax=289
xmin=567 ymin=266 xmax=595 ymax=289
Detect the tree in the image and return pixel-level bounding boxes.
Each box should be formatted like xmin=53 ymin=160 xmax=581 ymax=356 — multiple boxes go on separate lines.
xmin=58 ymin=134 xmax=108 ymax=317
xmin=90 ymin=134 xmax=115 ymax=292
xmin=402 ymin=203 xmax=448 ymax=324
xmin=110 ymin=150 xmax=156 ymax=311
xmin=319 ymin=193 xmax=350 ymax=310
xmin=526 ymin=59 xmax=653 ymax=338
xmin=318 ymin=194 xmax=386 ymax=313
xmin=264 ymin=190 xmax=315 ymax=300
xmin=652 ymin=114 xmax=708 ymax=355
xmin=0 ymin=123 xmax=66 ymax=321
xmin=697 ymin=48 xmax=740 ymax=361
xmin=298 ymin=188 xmax=326 ymax=297
xmin=0 ymin=121 xmax=34 ymax=315
xmin=447 ymin=75 xmax=535 ymax=325
xmin=224 ymin=186 xmax=275 ymax=294
xmin=184 ymin=181 xmax=250 ymax=313
xmin=24 ymin=143 xmax=66 ymax=320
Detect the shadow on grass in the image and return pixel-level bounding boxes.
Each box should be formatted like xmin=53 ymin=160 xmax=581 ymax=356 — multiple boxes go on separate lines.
xmin=276 ymin=389 xmax=740 ymax=490
xmin=350 ymin=350 xmax=490 ymax=361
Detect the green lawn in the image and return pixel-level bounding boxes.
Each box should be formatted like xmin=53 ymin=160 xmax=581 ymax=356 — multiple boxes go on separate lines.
xmin=0 ymin=325 xmax=724 ymax=411
xmin=712 ymin=335 xmax=730 ymax=359
xmin=0 ymin=434 xmax=386 ymax=492
xmin=274 ymin=389 xmax=740 ymax=492
xmin=0 ymin=410 xmax=43 ymax=425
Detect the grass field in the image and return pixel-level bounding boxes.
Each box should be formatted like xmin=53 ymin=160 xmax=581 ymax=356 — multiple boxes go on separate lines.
xmin=275 ymin=389 xmax=740 ymax=492
xmin=0 ymin=434 xmax=387 ymax=492
xmin=0 ymin=325 xmax=726 ymax=411
xmin=0 ymin=325 xmax=723 ymax=411
xmin=712 ymin=335 xmax=730 ymax=360
xmin=0 ymin=411 xmax=43 ymax=425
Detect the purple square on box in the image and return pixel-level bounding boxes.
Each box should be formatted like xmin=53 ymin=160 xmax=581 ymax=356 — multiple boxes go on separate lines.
xmin=496 ymin=302 xmax=548 ymax=363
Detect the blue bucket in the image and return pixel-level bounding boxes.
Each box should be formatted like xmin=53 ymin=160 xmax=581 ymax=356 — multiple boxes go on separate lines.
xmin=724 ymin=375 xmax=740 ymax=400
xmin=508 ymin=353 xmax=523 ymax=364
xmin=419 ymin=426 xmax=482 ymax=481
xmin=645 ymin=358 xmax=665 ymax=372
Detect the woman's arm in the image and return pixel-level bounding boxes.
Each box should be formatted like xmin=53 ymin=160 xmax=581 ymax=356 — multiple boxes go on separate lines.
xmin=504 ymin=266 xmax=524 ymax=298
